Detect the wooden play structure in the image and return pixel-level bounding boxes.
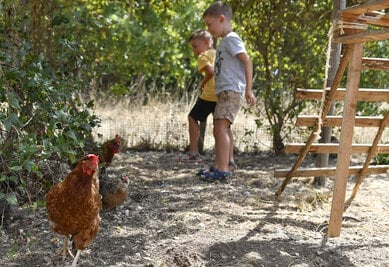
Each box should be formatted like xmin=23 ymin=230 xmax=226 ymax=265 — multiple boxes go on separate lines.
xmin=274 ymin=0 xmax=389 ymax=237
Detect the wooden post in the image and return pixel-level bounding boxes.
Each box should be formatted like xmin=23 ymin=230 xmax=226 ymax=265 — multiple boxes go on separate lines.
xmin=347 ymin=110 xmax=389 ymax=204
xmin=274 ymin=45 xmax=353 ymax=196
xmin=314 ymin=0 xmax=346 ymax=188
xmin=328 ymin=43 xmax=363 ymax=237
xmin=198 ymin=120 xmax=206 ymax=154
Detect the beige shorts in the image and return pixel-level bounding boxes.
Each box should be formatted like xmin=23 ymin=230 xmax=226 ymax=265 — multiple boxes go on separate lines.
xmin=214 ymin=90 xmax=241 ymax=124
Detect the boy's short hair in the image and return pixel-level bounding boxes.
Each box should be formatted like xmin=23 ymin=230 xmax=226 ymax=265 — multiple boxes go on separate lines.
xmin=189 ymin=29 xmax=213 ymax=46
xmin=202 ymin=1 xmax=232 ymax=20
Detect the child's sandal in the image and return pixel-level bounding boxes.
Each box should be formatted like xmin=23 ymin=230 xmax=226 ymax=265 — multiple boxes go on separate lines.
xmin=229 ymin=161 xmax=237 ymax=172
xmin=201 ymin=168 xmax=230 ymax=183
xmin=177 ymin=152 xmax=202 ymax=163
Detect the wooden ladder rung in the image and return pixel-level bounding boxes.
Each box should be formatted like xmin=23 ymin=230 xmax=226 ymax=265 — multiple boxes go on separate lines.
xmin=358 ymin=13 xmax=389 ymax=28
xmin=339 ymin=0 xmax=389 ymax=17
xmin=274 ymin=165 xmax=389 ymax=178
xmin=362 ymin=57 xmax=389 ymax=71
xmin=296 ymin=115 xmax=386 ymax=127
xmin=334 ymin=29 xmax=389 ymax=44
xmin=285 ymin=143 xmax=389 ymax=154
xmin=295 ymin=88 xmax=389 ymax=101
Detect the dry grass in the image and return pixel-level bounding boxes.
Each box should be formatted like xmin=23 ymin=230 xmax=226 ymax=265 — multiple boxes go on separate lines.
xmin=89 ymin=96 xmax=389 ymax=154
xmin=91 ymin=97 xmax=272 ymax=152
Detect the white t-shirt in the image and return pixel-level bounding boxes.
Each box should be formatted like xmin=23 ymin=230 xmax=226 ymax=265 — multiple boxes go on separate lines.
xmin=214 ymin=32 xmax=247 ymax=95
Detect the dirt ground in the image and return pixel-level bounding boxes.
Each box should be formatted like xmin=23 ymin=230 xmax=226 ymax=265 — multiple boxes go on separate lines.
xmin=1 ymin=150 xmax=388 ymax=267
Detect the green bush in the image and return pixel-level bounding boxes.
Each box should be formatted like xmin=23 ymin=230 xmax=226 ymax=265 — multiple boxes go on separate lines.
xmin=0 ymin=1 xmax=100 ymax=205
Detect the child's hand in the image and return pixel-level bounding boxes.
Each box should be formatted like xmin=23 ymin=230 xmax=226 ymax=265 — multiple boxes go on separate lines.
xmin=245 ymin=91 xmax=256 ymax=106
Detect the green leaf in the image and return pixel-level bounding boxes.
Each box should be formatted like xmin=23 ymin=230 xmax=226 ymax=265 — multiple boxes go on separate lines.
xmin=65 ymin=130 xmax=77 ymax=141
xmin=4 ymin=113 xmax=20 ymax=130
xmin=8 ymin=93 xmax=20 ymax=109
xmin=9 ymin=176 xmax=19 ymax=183
xmin=68 ymin=153 xmax=76 ymax=164
xmin=6 ymin=195 xmax=18 ymax=205
xmin=23 ymin=160 xmax=36 ymax=172
xmin=10 ymin=165 xmax=22 ymax=171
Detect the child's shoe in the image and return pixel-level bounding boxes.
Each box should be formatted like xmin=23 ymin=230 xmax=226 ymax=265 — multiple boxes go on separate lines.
xmin=177 ymin=152 xmax=202 ymax=163
xmin=201 ymin=168 xmax=231 ymax=184
xmin=196 ymin=165 xmax=216 ymax=176
xmin=229 ymin=161 xmax=237 ymax=172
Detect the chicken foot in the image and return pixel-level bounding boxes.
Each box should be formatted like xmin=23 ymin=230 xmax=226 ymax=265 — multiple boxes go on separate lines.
xmin=54 ymin=235 xmax=75 ymax=262
xmin=71 ymin=249 xmax=81 ymax=267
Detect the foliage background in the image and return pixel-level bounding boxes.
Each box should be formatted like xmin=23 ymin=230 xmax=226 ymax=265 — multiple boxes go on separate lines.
xmin=0 ymin=0 xmax=388 ymax=205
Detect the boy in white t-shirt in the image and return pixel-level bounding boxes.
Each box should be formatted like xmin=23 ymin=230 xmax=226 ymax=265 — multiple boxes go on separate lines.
xmin=198 ymin=1 xmax=256 ymax=182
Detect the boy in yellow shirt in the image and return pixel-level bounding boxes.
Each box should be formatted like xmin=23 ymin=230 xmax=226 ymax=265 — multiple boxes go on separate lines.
xmin=178 ymin=29 xmax=217 ymax=163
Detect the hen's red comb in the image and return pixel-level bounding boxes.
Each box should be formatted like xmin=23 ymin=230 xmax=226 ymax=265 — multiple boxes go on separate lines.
xmin=86 ymin=154 xmax=99 ymax=166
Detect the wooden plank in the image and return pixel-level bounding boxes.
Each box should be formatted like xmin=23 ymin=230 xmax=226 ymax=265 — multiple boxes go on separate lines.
xmin=295 ymin=88 xmax=389 ymax=101
xmin=321 ymin=45 xmax=354 ymax=117
xmin=296 ymin=115 xmax=386 ymax=127
xmin=285 ymin=143 xmax=389 ymax=154
xmin=340 ymin=0 xmax=389 ymax=16
xmin=329 ymin=43 xmax=364 ymax=238
xmin=362 ymin=57 xmax=389 ymax=71
xmin=274 ymin=165 xmax=389 ymax=178
xmin=357 ymin=13 xmax=389 ymax=27
xmin=349 ymin=110 xmax=389 ymax=203
xmin=334 ymin=29 xmax=389 ymax=44
xmin=274 ymin=45 xmax=354 ymax=197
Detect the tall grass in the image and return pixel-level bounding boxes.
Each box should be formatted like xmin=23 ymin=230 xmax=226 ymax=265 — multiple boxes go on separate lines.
xmin=90 ymin=93 xmax=273 ymax=153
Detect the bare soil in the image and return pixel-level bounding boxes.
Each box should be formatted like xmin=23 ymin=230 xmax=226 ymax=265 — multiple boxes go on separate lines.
xmin=1 ymin=151 xmax=388 ymax=267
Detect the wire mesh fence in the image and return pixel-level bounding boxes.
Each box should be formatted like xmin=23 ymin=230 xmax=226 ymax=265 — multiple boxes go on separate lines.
xmin=93 ymin=101 xmax=273 ymax=152
xmin=92 ymin=100 xmax=389 ymax=154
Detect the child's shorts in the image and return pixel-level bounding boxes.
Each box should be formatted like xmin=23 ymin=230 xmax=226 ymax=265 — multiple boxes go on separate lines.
xmin=189 ymin=98 xmax=217 ymax=122
xmin=214 ymin=90 xmax=241 ymax=124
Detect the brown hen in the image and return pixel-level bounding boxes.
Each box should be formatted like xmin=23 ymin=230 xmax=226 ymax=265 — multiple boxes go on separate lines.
xmin=45 ymin=154 xmax=101 ymax=267
xmin=99 ymin=134 xmax=121 ymax=168
xmin=99 ymin=167 xmax=129 ymax=209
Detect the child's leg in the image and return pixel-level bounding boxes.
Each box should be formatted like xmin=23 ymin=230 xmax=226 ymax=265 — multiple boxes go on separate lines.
xmin=187 ymin=98 xmax=216 ymax=154
xmin=214 ymin=118 xmax=231 ymax=172
xmin=213 ymin=91 xmax=241 ymax=172
xmin=188 ymin=115 xmax=200 ymax=154
xmin=227 ymin=127 xmax=235 ymax=164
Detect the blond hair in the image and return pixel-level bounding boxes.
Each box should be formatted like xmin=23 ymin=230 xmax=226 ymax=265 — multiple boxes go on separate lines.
xmin=189 ymin=29 xmax=214 ymax=47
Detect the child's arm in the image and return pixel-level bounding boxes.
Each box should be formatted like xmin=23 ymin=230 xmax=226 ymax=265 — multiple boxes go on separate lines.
xmin=237 ymin=52 xmax=256 ymax=106
xmin=200 ymin=65 xmax=214 ymax=88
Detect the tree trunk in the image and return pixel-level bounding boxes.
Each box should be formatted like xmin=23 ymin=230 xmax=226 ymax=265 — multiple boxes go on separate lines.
xmin=313 ymin=0 xmax=345 ymax=187
xmin=273 ymin=126 xmax=285 ymax=155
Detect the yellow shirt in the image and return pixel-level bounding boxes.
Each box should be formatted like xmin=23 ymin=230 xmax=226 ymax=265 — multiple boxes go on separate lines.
xmin=198 ymin=49 xmax=217 ymax=102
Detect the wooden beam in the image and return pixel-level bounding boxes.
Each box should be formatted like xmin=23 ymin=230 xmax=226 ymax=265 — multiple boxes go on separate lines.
xmin=275 ymin=45 xmax=354 ymax=197
xmin=362 ymin=57 xmax=389 ymax=71
xmin=334 ymin=29 xmax=389 ymax=44
xmin=295 ymin=88 xmax=389 ymax=101
xmin=328 ymin=43 xmax=364 ymax=238
xmin=285 ymin=143 xmax=389 ymax=154
xmin=357 ymin=13 xmax=389 ymax=27
xmin=348 ymin=110 xmax=389 ymax=203
xmin=340 ymin=0 xmax=389 ymax=16
xmin=321 ymin=45 xmax=354 ymax=117
xmin=274 ymin=165 xmax=389 ymax=178
xmin=296 ymin=115 xmax=386 ymax=127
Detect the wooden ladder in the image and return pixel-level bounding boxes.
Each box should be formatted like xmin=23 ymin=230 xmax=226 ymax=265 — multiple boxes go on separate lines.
xmin=274 ymin=0 xmax=389 ymax=237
